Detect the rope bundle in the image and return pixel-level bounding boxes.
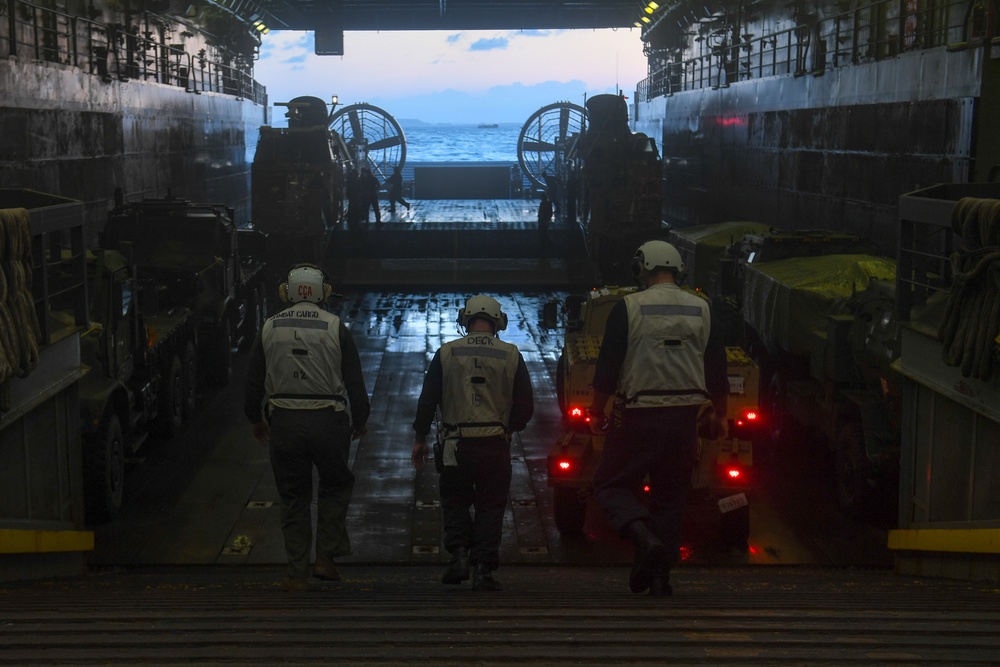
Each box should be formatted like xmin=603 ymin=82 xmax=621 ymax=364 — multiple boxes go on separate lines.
xmin=0 ymin=207 xmax=42 ymax=385
xmin=938 ymin=197 xmax=1000 ymax=381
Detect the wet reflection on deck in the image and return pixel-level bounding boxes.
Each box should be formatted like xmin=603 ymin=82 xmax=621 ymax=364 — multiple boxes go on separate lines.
xmin=90 ymin=288 xmax=893 ymax=571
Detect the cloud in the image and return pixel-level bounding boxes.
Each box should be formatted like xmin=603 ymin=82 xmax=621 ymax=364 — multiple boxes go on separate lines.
xmin=446 ymin=33 xmax=463 ymax=43
xmin=469 ymin=36 xmax=509 ymax=51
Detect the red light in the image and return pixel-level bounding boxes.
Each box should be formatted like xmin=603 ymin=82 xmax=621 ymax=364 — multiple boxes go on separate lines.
xmin=643 ymin=485 xmax=651 ymax=493
xmin=726 ymin=468 xmax=741 ymax=479
xmin=558 ymin=460 xmax=571 ymax=471
xmin=568 ymin=406 xmax=591 ymax=423
xmin=743 ymin=411 xmax=758 ymax=421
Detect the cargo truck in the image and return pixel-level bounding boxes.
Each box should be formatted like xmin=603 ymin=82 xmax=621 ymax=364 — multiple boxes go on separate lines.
xmin=669 ymin=222 xmax=901 ymax=519
xmin=102 ymin=192 xmax=268 ymax=387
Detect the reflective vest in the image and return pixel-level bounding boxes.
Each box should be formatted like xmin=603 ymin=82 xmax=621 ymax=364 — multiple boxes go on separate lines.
xmin=618 ymin=283 xmax=711 ymax=408
xmin=439 ymin=332 xmax=520 ymax=438
xmin=262 ymin=302 xmax=347 ymax=411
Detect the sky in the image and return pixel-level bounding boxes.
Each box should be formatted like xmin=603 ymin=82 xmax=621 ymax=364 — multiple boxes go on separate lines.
xmin=253 ymin=28 xmax=648 ymax=125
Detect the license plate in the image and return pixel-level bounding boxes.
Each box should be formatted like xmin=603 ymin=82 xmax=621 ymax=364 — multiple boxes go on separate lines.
xmin=718 ymin=492 xmax=749 ymax=514
xmin=728 ymin=375 xmax=745 ymax=395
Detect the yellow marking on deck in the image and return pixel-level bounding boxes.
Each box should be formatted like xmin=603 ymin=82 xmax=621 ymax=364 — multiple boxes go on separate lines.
xmin=888 ymin=528 xmax=1000 ymax=554
xmin=0 ymin=528 xmax=94 ymax=554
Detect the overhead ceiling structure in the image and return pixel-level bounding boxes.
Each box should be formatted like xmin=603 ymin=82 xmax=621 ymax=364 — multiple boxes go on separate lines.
xmin=244 ymin=0 xmax=642 ymax=32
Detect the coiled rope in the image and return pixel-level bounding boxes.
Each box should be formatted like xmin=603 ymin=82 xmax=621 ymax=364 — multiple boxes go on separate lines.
xmin=938 ymin=197 xmax=1000 ymax=381
xmin=0 ymin=207 xmax=42 ymax=387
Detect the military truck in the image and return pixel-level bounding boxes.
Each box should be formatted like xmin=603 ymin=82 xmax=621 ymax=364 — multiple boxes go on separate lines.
xmin=102 ymin=192 xmax=268 ymax=387
xmin=78 ymin=248 xmax=201 ymax=521
xmin=547 ymin=286 xmax=758 ymax=548
xmin=668 ymin=222 xmax=900 ymax=518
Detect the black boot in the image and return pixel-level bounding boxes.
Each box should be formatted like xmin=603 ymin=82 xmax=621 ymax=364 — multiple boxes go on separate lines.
xmin=649 ymin=562 xmax=672 ymax=596
xmin=441 ymin=548 xmax=470 ymax=585
xmin=472 ymin=562 xmax=502 ymax=591
xmin=626 ymin=519 xmax=666 ymax=594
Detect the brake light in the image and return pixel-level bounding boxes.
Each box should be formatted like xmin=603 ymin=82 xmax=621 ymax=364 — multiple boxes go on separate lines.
xmin=734 ymin=409 xmax=762 ymax=428
xmin=549 ymin=457 xmax=575 ymax=477
xmin=643 ymin=484 xmax=650 ymax=493
xmin=568 ymin=406 xmax=591 ymax=423
xmin=726 ymin=467 xmax=741 ymax=480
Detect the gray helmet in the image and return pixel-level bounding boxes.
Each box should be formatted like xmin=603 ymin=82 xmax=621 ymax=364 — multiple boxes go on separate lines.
xmin=630 ymin=240 xmax=685 ymax=279
xmin=282 ymin=264 xmax=330 ymax=304
xmin=457 ymin=295 xmax=508 ymax=331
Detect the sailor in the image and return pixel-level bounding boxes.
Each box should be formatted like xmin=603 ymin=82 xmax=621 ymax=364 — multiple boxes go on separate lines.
xmin=588 ymin=241 xmax=728 ymax=596
xmin=411 ymin=295 xmax=534 ymax=590
xmin=244 ymin=264 xmax=370 ymax=591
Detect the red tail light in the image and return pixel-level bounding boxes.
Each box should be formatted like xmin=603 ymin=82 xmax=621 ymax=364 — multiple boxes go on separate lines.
xmin=567 ymin=406 xmax=591 ymax=423
xmin=549 ymin=457 xmax=575 ymax=477
xmin=734 ymin=409 xmax=761 ymax=428
xmin=643 ymin=484 xmax=651 ymax=493
xmin=726 ymin=467 xmax=742 ymax=480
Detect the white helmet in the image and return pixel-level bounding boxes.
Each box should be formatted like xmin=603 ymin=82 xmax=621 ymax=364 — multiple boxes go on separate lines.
xmin=630 ymin=240 xmax=685 ymax=280
xmin=282 ymin=264 xmax=329 ymax=304
xmin=457 ymin=295 xmax=508 ymax=331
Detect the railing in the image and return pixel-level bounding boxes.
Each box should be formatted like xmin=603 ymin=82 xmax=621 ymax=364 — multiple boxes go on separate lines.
xmin=0 ymin=0 xmax=266 ymax=105
xmin=638 ymin=0 xmax=993 ymax=101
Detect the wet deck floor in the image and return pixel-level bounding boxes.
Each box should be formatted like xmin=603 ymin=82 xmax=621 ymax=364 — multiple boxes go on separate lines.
xmin=10 ymin=200 xmax=988 ymax=666
xmin=90 ymin=200 xmax=894 ymax=570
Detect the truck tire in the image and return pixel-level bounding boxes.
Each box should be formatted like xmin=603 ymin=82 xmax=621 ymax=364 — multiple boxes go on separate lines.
xmin=553 ymin=486 xmax=587 ymax=534
xmin=556 ymin=349 xmax=567 ymax=418
xmin=181 ymin=342 xmax=198 ymax=421
xmin=765 ymin=371 xmax=795 ymax=448
xmin=83 ymin=413 xmax=125 ymax=523
xmin=835 ymin=421 xmax=874 ymax=519
xmin=240 ymin=288 xmax=263 ymax=351
xmin=719 ymin=504 xmax=750 ymax=550
xmin=156 ymin=355 xmax=184 ymax=437
xmin=205 ymin=319 xmax=232 ymax=387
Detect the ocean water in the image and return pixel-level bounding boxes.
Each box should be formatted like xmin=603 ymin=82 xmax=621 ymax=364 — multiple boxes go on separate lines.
xmin=400 ymin=123 xmax=522 ymax=163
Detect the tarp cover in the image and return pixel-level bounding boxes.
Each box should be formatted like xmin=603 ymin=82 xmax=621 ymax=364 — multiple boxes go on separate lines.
xmin=670 ymin=221 xmax=771 ymax=292
xmin=742 ymin=254 xmax=896 ymax=357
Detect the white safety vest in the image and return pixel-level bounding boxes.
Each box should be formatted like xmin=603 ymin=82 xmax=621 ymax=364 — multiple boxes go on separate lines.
xmin=618 ymin=283 xmax=711 ymax=408
xmin=261 ymin=302 xmax=347 ymax=412
xmin=439 ymin=332 xmax=520 ymax=439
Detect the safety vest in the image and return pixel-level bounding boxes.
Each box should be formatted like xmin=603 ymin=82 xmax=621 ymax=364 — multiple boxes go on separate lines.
xmin=439 ymin=332 xmax=520 ymax=439
xmin=262 ymin=302 xmax=347 ymax=412
xmin=618 ymin=283 xmax=711 ymax=408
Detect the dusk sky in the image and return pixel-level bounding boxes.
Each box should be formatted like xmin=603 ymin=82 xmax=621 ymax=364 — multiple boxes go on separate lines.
xmin=254 ymin=28 xmax=648 ymax=125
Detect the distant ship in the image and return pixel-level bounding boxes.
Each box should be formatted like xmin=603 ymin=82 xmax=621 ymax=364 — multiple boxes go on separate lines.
xmin=478 ymin=123 xmax=499 ymax=128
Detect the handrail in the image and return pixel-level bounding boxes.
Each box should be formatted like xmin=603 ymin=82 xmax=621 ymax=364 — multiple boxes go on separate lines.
xmin=637 ymin=0 xmax=990 ymax=102
xmin=0 ymin=0 xmax=265 ymax=104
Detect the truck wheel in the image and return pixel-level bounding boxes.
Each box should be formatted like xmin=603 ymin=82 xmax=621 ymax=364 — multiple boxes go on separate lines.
xmin=719 ymin=504 xmax=750 ymax=550
xmin=765 ymin=372 xmax=794 ymax=448
xmin=556 ymin=349 xmax=567 ymax=418
xmin=83 ymin=413 xmax=125 ymax=523
xmin=181 ymin=342 xmax=198 ymax=421
xmin=156 ymin=355 xmax=184 ymax=437
xmin=206 ymin=319 xmax=232 ymax=387
xmin=835 ymin=421 xmax=874 ymax=519
xmin=553 ymin=486 xmax=587 ymax=534
xmin=240 ymin=289 xmax=263 ymax=351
